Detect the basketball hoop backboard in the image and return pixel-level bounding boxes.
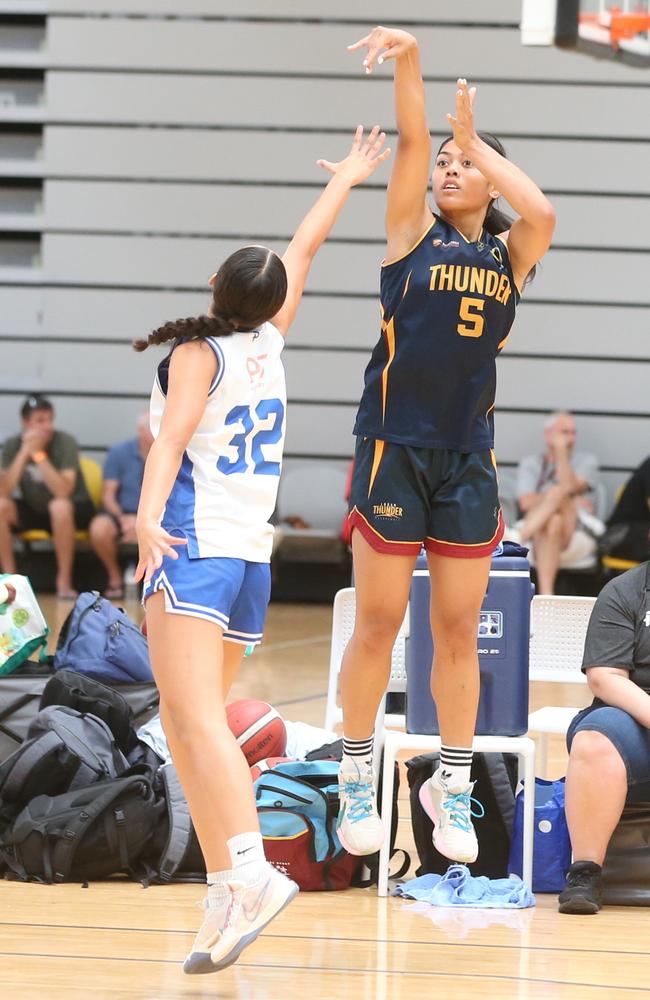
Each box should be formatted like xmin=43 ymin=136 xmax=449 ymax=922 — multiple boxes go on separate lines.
xmin=521 ymin=0 xmax=650 ymax=66
xmin=577 ymin=0 xmax=650 ymax=66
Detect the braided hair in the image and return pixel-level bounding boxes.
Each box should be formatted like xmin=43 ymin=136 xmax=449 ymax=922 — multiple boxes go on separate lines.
xmin=133 ymin=246 xmax=288 ymax=352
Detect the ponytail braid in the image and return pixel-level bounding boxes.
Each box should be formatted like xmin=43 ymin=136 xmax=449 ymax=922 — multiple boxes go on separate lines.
xmin=132 ymin=313 xmax=236 ymax=352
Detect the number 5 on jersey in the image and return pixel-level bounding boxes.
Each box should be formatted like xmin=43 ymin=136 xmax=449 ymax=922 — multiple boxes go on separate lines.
xmin=217 ymin=398 xmax=285 ymax=476
xmin=457 ymin=296 xmax=485 ymax=338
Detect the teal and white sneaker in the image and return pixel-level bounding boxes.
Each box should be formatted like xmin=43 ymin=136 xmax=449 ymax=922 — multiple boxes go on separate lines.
xmin=183 ymin=864 xmax=298 ymax=975
xmin=419 ymin=768 xmax=484 ymax=864
xmin=336 ymin=759 xmax=384 ymax=856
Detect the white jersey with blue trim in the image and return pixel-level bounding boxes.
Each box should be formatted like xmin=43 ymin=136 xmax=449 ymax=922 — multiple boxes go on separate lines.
xmin=149 ymin=322 xmax=286 ymax=562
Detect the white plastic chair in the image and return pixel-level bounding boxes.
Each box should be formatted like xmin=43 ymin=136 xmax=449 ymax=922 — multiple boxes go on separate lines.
xmin=527 ymin=594 xmax=597 ymax=774
xmin=325 ymin=587 xmax=409 ymax=733
xmin=378 ymin=732 xmax=535 ymax=896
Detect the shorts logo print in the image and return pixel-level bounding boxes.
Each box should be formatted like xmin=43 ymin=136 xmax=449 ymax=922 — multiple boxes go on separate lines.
xmin=373 ymin=502 xmax=403 ymax=519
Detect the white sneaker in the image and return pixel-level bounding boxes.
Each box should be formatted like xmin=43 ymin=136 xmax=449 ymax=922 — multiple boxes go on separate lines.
xmin=183 ymin=895 xmax=231 ymax=975
xmin=419 ymin=768 xmax=484 ymax=864
xmin=336 ymin=759 xmax=384 ymax=856
xmin=183 ymin=864 xmax=298 ymax=975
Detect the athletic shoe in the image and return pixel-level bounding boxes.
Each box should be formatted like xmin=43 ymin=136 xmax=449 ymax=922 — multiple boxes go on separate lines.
xmin=419 ymin=768 xmax=483 ymax=863
xmin=336 ymin=759 xmax=384 ymax=855
xmin=183 ymin=864 xmax=298 ymax=975
xmin=558 ymin=861 xmax=603 ymax=914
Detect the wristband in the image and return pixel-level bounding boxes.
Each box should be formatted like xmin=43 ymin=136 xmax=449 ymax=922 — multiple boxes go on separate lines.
xmin=31 ymin=451 xmax=47 ymax=464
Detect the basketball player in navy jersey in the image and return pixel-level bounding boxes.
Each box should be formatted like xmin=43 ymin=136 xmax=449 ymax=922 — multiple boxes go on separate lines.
xmin=132 ymin=127 xmax=390 ymax=974
xmin=332 ymin=27 xmax=555 ymax=863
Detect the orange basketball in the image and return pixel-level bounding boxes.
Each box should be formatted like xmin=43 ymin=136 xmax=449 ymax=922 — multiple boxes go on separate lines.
xmin=226 ymin=699 xmax=287 ymax=766
xmin=249 ymin=756 xmax=294 ymax=783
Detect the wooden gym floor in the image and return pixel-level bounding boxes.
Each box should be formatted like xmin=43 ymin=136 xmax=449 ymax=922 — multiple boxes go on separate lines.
xmin=1 ymin=596 xmax=647 ymax=1000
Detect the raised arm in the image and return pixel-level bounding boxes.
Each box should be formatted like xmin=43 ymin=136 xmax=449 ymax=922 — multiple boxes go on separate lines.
xmin=271 ymin=126 xmax=390 ymax=336
xmin=349 ymin=26 xmax=432 ymax=258
xmin=447 ymin=80 xmax=556 ymax=291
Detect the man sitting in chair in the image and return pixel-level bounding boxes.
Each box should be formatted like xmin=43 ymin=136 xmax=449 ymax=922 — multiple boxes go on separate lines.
xmin=88 ymin=412 xmax=153 ymax=599
xmin=0 ymin=394 xmax=95 ymax=599
xmin=508 ymin=411 xmax=601 ymax=594
xmin=560 ymin=560 xmax=650 ymax=914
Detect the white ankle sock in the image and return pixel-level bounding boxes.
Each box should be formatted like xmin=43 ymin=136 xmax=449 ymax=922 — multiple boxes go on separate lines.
xmin=227 ymin=832 xmax=266 ymax=885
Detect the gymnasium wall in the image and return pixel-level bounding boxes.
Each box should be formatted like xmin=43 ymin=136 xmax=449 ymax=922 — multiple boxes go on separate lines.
xmin=1 ymin=0 xmax=648 ymax=511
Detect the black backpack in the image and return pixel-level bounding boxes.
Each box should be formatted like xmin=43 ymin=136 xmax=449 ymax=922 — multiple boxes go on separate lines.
xmin=39 ymin=669 xmax=156 ymax=757
xmin=0 ymin=765 xmax=162 ymax=883
xmin=0 ymin=705 xmax=128 ymax=811
xmin=139 ymin=763 xmax=206 ymax=884
xmin=406 ymin=751 xmax=518 ymax=879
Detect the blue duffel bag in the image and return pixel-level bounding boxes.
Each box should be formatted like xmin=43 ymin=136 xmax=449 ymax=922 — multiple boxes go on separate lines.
xmin=53 ymin=592 xmax=153 ymax=683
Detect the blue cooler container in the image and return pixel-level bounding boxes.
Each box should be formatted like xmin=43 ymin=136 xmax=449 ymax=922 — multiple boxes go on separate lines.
xmin=405 ymin=554 xmax=533 ymax=736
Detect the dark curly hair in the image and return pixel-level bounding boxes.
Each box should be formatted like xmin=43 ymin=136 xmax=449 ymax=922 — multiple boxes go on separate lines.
xmin=133 ymin=246 xmax=288 ymax=352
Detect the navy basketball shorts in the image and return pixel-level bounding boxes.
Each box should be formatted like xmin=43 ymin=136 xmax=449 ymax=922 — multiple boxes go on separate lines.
xmin=348 ymin=437 xmax=504 ymax=558
xmin=142 ymin=545 xmax=271 ymax=646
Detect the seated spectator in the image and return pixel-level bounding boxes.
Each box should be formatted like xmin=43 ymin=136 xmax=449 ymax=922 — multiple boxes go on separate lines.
xmin=560 ymin=560 xmax=650 ymax=914
xmin=600 ymin=455 xmax=650 ymax=564
xmin=0 ymin=394 xmax=95 ymax=599
xmin=509 ymin=411 xmax=600 ymax=594
xmin=89 ymin=413 xmax=153 ymax=598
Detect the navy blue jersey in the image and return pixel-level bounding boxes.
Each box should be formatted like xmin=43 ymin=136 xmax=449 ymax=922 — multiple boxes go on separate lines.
xmin=353 ymin=216 xmax=518 ymax=452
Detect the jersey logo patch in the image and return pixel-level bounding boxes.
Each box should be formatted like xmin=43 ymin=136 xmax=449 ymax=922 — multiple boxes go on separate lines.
xmin=246 ymin=354 xmax=268 ymax=387
xmin=433 ymin=238 xmax=460 ymax=249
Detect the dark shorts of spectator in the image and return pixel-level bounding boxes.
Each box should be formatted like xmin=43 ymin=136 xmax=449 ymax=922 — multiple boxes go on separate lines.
xmin=11 ymin=498 xmax=96 ymax=533
xmin=567 ymin=702 xmax=650 ymax=801
xmin=93 ymin=507 xmax=138 ymax=540
xmin=600 ymin=521 xmax=650 ymax=562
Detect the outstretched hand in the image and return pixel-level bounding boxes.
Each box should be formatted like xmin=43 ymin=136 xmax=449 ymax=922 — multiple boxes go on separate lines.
xmin=317 ymin=125 xmax=391 ymax=186
xmin=446 ymin=78 xmax=479 ymax=151
xmin=347 ymin=25 xmax=417 ymax=74
xmin=134 ymin=517 xmax=187 ymax=584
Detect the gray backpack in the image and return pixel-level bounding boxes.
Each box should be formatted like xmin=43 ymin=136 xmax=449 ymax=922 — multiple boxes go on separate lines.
xmin=0 ymin=705 xmax=128 ymax=810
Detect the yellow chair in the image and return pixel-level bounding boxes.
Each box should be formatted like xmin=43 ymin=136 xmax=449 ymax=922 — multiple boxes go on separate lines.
xmin=19 ymin=455 xmax=103 ymax=546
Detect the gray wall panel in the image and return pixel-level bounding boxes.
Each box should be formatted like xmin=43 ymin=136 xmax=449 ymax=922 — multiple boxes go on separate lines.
xmin=27 ymin=289 xmax=650 ymax=361
xmin=45 ymin=18 xmax=650 ymax=84
xmin=50 ymin=1 xmax=521 ymax=23
xmin=5 ymin=341 xmax=154 ymax=394
xmin=0 ymin=287 xmax=44 ymax=333
xmin=40 ymin=234 xmax=650 ymax=304
xmin=45 ymin=74 xmax=650 ymax=139
xmin=43 ymin=128 xmax=650 ymax=194
xmin=43 ymin=181 xmax=650 ymax=252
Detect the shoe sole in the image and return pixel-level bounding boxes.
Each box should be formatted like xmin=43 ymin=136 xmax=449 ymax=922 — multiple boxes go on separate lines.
xmin=418 ymin=781 xmax=478 ymax=865
xmin=184 ymin=879 xmax=299 ymax=975
xmin=558 ymin=895 xmax=601 ymax=915
xmin=336 ymin=822 xmax=384 ymax=857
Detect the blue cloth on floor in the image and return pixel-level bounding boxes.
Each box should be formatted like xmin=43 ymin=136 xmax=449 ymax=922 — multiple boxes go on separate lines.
xmin=393 ymin=864 xmax=535 ymax=908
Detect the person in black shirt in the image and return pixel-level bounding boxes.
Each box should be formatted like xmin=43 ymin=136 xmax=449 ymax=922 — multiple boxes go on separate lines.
xmin=560 ymin=562 xmax=650 ymax=913
xmin=601 ymin=456 xmax=650 ymax=563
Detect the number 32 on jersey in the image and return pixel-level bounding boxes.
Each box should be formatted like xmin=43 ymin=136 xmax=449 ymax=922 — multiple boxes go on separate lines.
xmin=217 ymin=398 xmax=285 ymax=476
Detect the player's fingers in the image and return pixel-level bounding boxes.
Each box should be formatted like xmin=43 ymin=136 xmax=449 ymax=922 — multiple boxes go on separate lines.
xmin=166 ymin=534 xmax=187 ymax=548
xmin=361 ymin=125 xmax=381 ymax=151
xmin=316 ymin=158 xmax=337 ymax=174
xmin=347 ymin=33 xmax=371 ymax=52
xmin=133 ymin=559 xmax=146 ymax=583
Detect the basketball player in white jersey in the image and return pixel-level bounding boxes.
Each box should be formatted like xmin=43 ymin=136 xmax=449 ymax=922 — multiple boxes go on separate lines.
xmin=133 ymin=126 xmax=390 ymax=975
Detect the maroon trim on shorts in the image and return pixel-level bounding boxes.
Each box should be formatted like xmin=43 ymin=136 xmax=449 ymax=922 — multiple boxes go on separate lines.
xmin=348 ymin=507 xmax=422 ymax=556
xmin=424 ymin=509 xmax=505 ymax=559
